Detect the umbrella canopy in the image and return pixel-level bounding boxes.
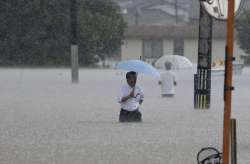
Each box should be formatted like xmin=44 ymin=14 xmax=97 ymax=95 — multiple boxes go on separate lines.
xmin=155 ymin=55 xmax=193 ymax=70
xmin=116 ymin=59 xmax=160 ymax=78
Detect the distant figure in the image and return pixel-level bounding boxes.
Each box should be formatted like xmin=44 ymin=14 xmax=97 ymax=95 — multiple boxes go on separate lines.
xmin=158 ymin=62 xmax=177 ymax=97
xmin=118 ymin=71 xmax=144 ymax=122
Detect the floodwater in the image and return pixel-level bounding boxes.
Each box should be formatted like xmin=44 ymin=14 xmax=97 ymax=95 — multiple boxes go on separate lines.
xmin=0 ymin=68 xmax=249 ymax=164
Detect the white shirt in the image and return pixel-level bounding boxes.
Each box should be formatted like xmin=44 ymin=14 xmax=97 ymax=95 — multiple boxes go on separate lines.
xmin=118 ymin=84 xmax=144 ymax=111
xmin=160 ymin=71 xmax=176 ymax=95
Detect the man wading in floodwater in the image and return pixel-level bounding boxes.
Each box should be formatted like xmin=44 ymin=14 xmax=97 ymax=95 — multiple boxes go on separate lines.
xmin=158 ymin=62 xmax=177 ymax=97
xmin=118 ymin=71 xmax=144 ymax=122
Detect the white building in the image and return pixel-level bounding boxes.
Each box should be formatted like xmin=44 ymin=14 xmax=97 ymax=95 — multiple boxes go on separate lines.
xmin=121 ymin=22 xmax=246 ymax=64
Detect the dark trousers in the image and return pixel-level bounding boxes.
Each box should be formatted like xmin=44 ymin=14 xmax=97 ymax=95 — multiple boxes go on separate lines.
xmin=119 ymin=109 xmax=142 ymax=122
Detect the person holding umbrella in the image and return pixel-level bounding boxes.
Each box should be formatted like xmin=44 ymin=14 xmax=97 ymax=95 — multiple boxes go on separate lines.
xmin=158 ymin=62 xmax=177 ymax=97
xmin=118 ymin=71 xmax=144 ymax=122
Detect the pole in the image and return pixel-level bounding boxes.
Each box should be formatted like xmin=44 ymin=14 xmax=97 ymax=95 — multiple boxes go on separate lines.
xmin=70 ymin=0 xmax=79 ymax=83
xmin=135 ymin=8 xmax=139 ymax=25
xmin=195 ymin=3 xmax=212 ymax=109
xmin=175 ymin=0 xmax=178 ymax=24
xmin=222 ymin=0 xmax=235 ymax=163
xmin=231 ymin=118 xmax=237 ymax=164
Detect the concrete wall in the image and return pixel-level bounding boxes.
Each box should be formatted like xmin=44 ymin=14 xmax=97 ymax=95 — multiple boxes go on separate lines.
xmin=121 ymin=38 xmax=142 ymax=60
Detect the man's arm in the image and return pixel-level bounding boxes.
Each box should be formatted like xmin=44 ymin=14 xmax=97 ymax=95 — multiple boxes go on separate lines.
xmin=121 ymin=88 xmax=134 ymax=103
xmin=121 ymin=94 xmax=131 ymax=102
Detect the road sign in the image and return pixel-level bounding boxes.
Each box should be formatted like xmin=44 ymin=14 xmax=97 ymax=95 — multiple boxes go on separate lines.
xmin=201 ymin=0 xmax=242 ymax=20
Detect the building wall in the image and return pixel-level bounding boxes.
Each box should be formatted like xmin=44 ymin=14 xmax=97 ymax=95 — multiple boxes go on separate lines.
xmin=233 ymin=41 xmax=245 ymax=63
xmin=212 ymin=39 xmax=225 ymax=62
xmin=121 ymin=38 xmax=246 ymax=63
xmin=121 ymin=38 xmax=142 ymax=60
xmin=212 ymin=39 xmax=245 ymax=63
xmin=183 ymin=39 xmax=198 ymax=63
xmin=183 ymin=39 xmax=245 ymax=63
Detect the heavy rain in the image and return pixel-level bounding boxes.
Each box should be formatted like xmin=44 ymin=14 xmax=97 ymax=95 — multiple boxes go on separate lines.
xmin=0 ymin=0 xmax=250 ymax=164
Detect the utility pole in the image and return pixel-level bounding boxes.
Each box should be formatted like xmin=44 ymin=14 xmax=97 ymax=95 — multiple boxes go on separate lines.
xmin=194 ymin=3 xmax=212 ymax=109
xmin=70 ymin=0 xmax=79 ymax=83
xmin=135 ymin=8 xmax=139 ymax=25
xmin=198 ymin=0 xmax=239 ymax=163
xmin=175 ymin=0 xmax=178 ymax=24
xmin=222 ymin=0 xmax=235 ymax=163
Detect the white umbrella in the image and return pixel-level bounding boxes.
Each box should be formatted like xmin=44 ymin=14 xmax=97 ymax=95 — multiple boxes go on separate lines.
xmin=155 ymin=55 xmax=193 ymax=70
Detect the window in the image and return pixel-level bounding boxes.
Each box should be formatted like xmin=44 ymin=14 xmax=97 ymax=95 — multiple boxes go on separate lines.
xmin=143 ymin=39 xmax=163 ymax=59
xmin=174 ymin=38 xmax=184 ymax=55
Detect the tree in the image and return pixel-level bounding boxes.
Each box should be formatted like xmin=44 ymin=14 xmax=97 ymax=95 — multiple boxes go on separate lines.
xmin=235 ymin=10 xmax=250 ymax=65
xmin=0 ymin=0 xmax=71 ymax=66
xmin=79 ymin=0 xmax=126 ymax=65
xmin=0 ymin=0 xmax=126 ymax=66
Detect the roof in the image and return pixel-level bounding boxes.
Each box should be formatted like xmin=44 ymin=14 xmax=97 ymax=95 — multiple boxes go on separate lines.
xmin=124 ymin=21 xmax=229 ymax=39
xmin=115 ymin=0 xmax=188 ymax=9
xmin=114 ymin=0 xmax=250 ymax=23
